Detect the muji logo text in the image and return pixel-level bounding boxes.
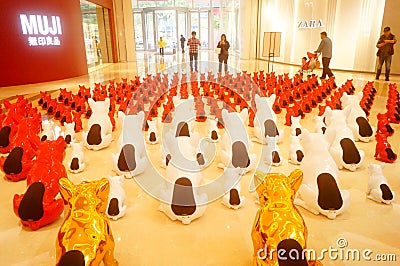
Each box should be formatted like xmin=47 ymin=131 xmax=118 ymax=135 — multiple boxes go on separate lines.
xmin=20 ymin=14 xmax=62 ymax=46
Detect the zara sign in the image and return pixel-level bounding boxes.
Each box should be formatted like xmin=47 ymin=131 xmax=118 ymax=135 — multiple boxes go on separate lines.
xmin=20 ymin=14 xmax=62 ymax=46
xmin=298 ymin=19 xmax=324 ymax=29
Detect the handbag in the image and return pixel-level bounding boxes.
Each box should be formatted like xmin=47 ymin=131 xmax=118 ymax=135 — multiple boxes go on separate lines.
xmin=215 ymin=47 xmax=221 ymax=54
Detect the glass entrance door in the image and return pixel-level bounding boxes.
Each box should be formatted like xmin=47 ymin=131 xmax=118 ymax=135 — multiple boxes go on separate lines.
xmin=155 ymin=10 xmax=177 ymax=53
xmin=177 ymin=11 xmax=187 ymax=52
xmin=189 ymin=10 xmax=210 ymax=49
xmin=133 ymin=8 xmax=211 ymax=52
xmin=133 ymin=12 xmax=144 ymax=50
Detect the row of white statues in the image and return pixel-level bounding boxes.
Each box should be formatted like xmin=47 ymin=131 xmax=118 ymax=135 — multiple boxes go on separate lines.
xmin=41 ymin=90 xmax=394 ymax=224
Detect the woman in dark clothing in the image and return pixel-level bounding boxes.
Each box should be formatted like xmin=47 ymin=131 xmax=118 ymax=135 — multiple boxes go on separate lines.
xmin=217 ymin=34 xmax=230 ymax=73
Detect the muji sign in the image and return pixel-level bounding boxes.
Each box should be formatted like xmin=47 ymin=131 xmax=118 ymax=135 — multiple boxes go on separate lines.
xmin=20 ymin=14 xmax=62 ymax=46
xmin=298 ymin=19 xmax=324 ymax=29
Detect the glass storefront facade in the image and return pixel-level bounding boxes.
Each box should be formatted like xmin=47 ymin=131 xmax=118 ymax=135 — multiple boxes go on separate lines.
xmin=257 ymin=0 xmax=386 ymax=72
xmin=132 ymin=0 xmax=239 ymax=53
xmin=80 ymin=0 xmax=113 ymax=68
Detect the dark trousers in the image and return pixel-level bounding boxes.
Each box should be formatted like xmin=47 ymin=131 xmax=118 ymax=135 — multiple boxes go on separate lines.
xmin=189 ymin=53 xmax=198 ymax=71
xmin=218 ymin=55 xmax=228 ymax=72
xmin=321 ymin=57 xmax=333 ymax=78
xmin=181 ymin=45 xmax=185 ymax=53
xmin=376 ymin=55 xmax=392 ymax=78
xmin=159 ymin=48 xmax=164 ymax=55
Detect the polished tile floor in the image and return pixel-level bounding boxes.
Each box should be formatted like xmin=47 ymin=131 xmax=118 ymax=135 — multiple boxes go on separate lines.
xmin=0 ymin=52 xmax=400 ymax=265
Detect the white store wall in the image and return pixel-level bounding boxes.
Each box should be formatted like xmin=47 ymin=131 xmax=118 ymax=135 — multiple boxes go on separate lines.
xmin=257 ymin=0 xmax=386 ymax=73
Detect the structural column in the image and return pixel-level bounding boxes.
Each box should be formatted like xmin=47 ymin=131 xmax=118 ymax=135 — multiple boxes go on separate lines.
xmin=113 ymin=0 xmax=136 ymax=62
xmin=238 ymin=0 xmax=258 ymax=60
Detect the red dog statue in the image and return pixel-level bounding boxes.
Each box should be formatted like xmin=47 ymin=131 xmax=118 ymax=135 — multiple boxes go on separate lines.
xmin=0 ymin=99 xmax=27 ymax=154
xmin=13 ymin=136 xmax=67 ymax=230
xmin=375 ymin=133 xmax=397 ymax=163
xmin=0 ymin=115 xmax=41 ymax=181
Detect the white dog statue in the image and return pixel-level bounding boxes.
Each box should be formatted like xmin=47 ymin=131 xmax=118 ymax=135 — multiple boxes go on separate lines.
xmin=106 ymin=175 xmax=127 ymax=220
xmin=290 ymin=116 xmax=303 ymax=138
xmin=112 ymin=111 xmax=148 ymax=178
xmin=324 ymin=106 xmax=365 ymax=171
xmin=63 ymin=122 xmax=76 ymax=145
xmin=295 ymin=130 xmax=350 ymax=219
xmin=314 ymin=115 xmax=326 ymax=134
xmin=82 ymin=98 xmax=113 ymax=150
xmin=341 ymin=92 xmax=375 ymax=142
xmin=67 ymin=142 xmax=86 ymax=174
xmin=252 ymin=94 xmax=284 ymax=144
xmin=221 ymin=167 xmax=245 ymax=209
xmin=41 ymin=120 xmax=55 ymax=141
xmin=207 ymin=119 xmax=220 ymax=142
xmin=146 ymin=119 xmax=160 ymax=145
xmin=263 ymin=136 xmax=282 ymax=167
xmin=159 ymin=155 xmax=207 ymax=225
xmin=288 ymin=135 xmax=304 ymax=165
xmin=218 ymin=108 xmax=257 ymax=172
xmin=367 ymin=163 xmax=395 ymax=204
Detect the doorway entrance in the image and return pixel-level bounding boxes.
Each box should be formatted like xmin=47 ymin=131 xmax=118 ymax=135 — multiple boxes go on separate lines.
xmin=80 ymin=0 xmax=114 ymax=67
xmin=133 ymin=7 xmax=211 ymax=52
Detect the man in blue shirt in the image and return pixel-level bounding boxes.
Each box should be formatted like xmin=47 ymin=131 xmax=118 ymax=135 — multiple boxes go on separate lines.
xmin=315 ymin=31 xmax=334 ymax=80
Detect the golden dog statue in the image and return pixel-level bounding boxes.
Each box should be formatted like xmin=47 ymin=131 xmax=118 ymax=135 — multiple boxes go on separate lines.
xmin=56 ymin=178 xmax=118 ymax=266
xmin=252 ymin=169 xmax=322 ymax=266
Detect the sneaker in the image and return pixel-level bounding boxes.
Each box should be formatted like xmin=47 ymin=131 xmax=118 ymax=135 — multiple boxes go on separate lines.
xmin=385 ymin=77 xmax=390 ymax=81
xmin=320 ymin=76 xmax=326 ymax=80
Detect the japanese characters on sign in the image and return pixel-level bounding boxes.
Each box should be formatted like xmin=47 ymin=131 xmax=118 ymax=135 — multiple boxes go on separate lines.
xmin=20 ymin=14 xmax=62 ymax=46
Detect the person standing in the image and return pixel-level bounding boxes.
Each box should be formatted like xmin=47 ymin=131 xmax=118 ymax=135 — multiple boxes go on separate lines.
xmin=187 ymin=31 xmax=201 ymax=72
xmin=158 ymin=37 xmax=166 ymax=56
xmin=180 ymin=35 xmax=186 ymax=53
xmin=217 ymin=34 xmax=230 ymax=73
xmin=376 ymin=26 xmax=397 ymax=81
xmin=315 ymin=31 xmax=333 ymax=79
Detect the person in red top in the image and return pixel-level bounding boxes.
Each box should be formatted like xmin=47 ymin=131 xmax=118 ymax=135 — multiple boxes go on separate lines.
xmin=187 ymin=31 xmax=201 ymax=72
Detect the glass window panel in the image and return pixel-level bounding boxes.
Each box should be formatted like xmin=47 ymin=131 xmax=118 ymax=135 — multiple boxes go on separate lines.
xmin=157 ymin=0 xmax=174 ymax=7
xmin=190 ymin=12 xmax=199 ymax=34
xmin=138 ymin=0 xmax=157 ymax=8
xmin=155 ymin=10 xmax=177 ymax=52
xmin=133 ymin=13 xmax=144 ymax=50
xmin=146 ymin=12 xmax=155 ymax=50
xmin=199 ymin=11 xmax=209 ymax=48
xmin=194 ymin=0 xmax=210 ymax=8
xmin=175 ymin=0 xmax=192 ymax=8
xmin=178 ymin=12 xmax=187 ymax=40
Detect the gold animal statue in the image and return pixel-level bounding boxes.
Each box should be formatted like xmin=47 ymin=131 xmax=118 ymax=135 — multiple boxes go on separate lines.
xmin=56 ymin=178 xmax=118 ymax=266
xmin=252 ymin=169 xmax=322 ymax=266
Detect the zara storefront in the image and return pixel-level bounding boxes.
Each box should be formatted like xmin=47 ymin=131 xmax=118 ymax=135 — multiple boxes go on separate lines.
xmin=256 ymin=0 xmax=400 ymax=74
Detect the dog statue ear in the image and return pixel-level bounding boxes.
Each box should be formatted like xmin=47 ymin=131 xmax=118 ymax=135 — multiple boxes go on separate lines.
xmin=356 ymin=91 xmax=363 ymax=102
xmin=56 ymin=136 xmax=67 ymax=149
xmin=222 ymin=109 xmax=229 ymax=121
xmin=267 ymin=94 xmax=277 ymax=107
xmin=104 ymin=98 xmax=110 ymax=110
xmin=3 ymin=100 xmax=11 ymax=109
xmin=118 ymin=111 xmax=125 ymax=124
xmin=96 ymin=178 xmax=110 ymax=210
xmin=88 ymin=98 xmax=95 ymax=109
xmin=59 ymin=178 xmax=75 ymax=203
xmin=137 ymin=111 xmax=145 ymax=125
xmin=343 ymin=105 xmax=351 ymax=117
xmin=288 ymin=169 xmax=303 ymax=193
xmin=239 ymin=108 xmax=248 ymax=122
